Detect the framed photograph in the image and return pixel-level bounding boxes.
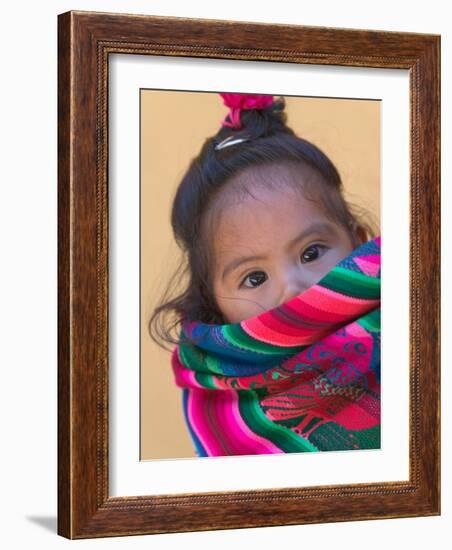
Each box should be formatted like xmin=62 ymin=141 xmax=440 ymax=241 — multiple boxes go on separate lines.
xmin=140 ymin=90 xmax=382 ymax=462
xmin=58 ymin=10 xmax=440 ymax=539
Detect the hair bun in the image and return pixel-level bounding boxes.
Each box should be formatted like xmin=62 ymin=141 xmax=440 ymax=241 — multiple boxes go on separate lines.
xmin=215 ymin=94 xmax=291 ymax=146
xmin=220 ymin=93 xmax=274 ymax=111
xmin=219 ymin=93 xmax=275 ymax=129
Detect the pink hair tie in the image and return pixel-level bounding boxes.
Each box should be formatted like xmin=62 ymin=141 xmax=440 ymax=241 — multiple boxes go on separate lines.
xmin=219 ymin=93 xmax=274 ymax=130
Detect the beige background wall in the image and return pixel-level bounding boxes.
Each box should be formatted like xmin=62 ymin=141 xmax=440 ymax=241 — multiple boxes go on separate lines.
xmin=141 ymin=90 xmax=380 ymax=460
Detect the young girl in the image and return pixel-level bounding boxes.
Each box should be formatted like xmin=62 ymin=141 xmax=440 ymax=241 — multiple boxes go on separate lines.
xmin=149 ymin=93 xmax=381 ymax=457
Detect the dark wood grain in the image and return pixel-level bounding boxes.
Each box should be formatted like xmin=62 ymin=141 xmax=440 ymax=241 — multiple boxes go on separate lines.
xmin=57 ymin=10 xmax=71 ymax=539
xmin=57 ymin=10 xmax=440 ymax=539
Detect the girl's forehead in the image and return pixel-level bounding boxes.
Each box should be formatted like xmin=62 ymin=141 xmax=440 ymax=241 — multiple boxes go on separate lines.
xmin=225 ymin=161 xmax=314 ymax=196
xmin=212 ymin=165 xmax=321 ymax=219
xmin=212 ymin=189 xmax=332 ymax=258
xmin=201 ymin=163 xmax=331 ymax=260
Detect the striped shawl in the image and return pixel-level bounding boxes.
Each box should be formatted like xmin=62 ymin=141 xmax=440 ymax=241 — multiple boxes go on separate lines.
xmin=171 ymin=235 xmax=381 ymax=457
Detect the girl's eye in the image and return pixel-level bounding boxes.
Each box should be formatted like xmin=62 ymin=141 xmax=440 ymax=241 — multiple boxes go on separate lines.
xmin=240 ymin=271 xmax=267 ymax=289
xmin=239 ymin=245 xmax=327 ymax=289
xmin=301 ymin=244 xmax=326 ymax=263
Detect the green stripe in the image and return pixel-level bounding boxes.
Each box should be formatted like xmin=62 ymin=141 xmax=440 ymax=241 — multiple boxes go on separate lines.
xmin=309 ymin=421 xmax=381 ymax=451
xmin=322 ymin=266 xmax=380 ymax=299
xmin=193 ymin=372 xmax=218 ymax=389
xmin=238 ymin=391 xmax=319 ymax=452
xmin=179 ymin=345 xmax=224 ymax=374
xmin=179 ymin=345 xmax=205 ymax=373
xmin=357 ymin=308 xmax=381 ymax=332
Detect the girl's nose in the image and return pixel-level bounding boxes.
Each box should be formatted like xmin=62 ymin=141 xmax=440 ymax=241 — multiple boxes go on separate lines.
xmin=279 ymin=275 xmax=307 ymax=306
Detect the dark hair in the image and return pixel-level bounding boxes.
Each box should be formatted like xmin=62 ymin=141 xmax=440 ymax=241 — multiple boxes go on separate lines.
xmin=148 ymin=96 xmax=379 ymax=351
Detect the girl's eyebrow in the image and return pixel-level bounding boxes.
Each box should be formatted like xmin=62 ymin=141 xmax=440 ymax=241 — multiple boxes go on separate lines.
xmin=222 ymin=221 xmax=337 ymax=281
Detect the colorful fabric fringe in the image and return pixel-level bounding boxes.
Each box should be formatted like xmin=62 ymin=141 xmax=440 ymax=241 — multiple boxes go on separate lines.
xmin=171 ymin=235 xmax=381 ymax=457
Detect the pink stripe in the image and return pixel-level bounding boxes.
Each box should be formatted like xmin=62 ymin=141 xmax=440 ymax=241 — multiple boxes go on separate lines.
xmin=186 ymin=391 xmax=218 ymax=456
xmin=262 ymin=301 xmax=345 ymax=336
xmin=201 ymin=392 xmax=237 ymax=456
xmin=171 ymin=350 xmax=202 ymax=388
xmin=242 ymin=321 xmax=329 ymax=347
xmin=207 ymin=391 xmax=276 ymax=456
xmin=241 ymin=287 xmax=378 ymax=347
xmin=354 ymin=256 xmax=380 ymax=277
xmin=295 ymin=286 xmax=378 ymax=315
xmin=332 ymin=399 xmax=380 ymax=430
xmin=208 ymin=392 xmax=235 ymax=455
xmin=227 ymin=392 xmax=282 ymax=454
xmin=345 ymin=321 xmax=370 ymax=338
xmin=188 ymin=389 xmax=283 ymax=456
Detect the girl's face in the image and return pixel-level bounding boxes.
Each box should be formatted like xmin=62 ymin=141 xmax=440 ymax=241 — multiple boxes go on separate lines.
xmin=211 ymin=177 xmax=366 ymax=324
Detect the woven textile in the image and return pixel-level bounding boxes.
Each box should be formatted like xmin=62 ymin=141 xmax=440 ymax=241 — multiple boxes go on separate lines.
xmin=171 ymin=235 xmax=381 ymax=457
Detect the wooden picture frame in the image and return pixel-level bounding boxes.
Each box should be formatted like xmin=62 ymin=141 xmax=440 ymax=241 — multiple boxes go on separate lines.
xmin=57 ymin=10 xmax=440 ymax=539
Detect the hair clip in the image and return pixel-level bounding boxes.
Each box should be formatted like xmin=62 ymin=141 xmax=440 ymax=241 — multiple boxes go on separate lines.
xmin=214 ymin=135 xmax=250 ymax=151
